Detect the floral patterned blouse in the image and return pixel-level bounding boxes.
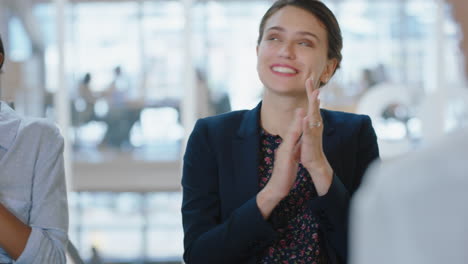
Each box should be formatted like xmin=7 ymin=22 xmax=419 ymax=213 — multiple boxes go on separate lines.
xmin=257 ymin=129 xmax=328 ymax=264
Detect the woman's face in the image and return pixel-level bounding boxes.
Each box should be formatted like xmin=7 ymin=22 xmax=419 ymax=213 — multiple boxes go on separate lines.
xmin=257 ymin=6 xmax=337 ymax=96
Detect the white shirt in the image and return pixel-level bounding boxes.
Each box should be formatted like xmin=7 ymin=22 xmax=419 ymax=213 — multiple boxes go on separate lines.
xmin=0 ymin=102 xmax=68 ymax=264
xmin=350 ymin=127 xmax=468 ymax=264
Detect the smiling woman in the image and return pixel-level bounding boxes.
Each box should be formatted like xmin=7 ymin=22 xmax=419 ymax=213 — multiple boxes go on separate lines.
xmin=181 ymin=1 xmax=379 ymax=264
xmin=257 ymin=5 xmax=338 ymax=99
xmin=257 ymin=0 xmax=342 ymax=89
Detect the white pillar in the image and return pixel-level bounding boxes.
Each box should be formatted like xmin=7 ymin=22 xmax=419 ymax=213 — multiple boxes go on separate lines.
xmin=181 ymin=0 xmax=197 ymax=156
xmin=420 ymin=0 xmax=447 ymax=143
xmin=54 ymin=0 xmax=73 ymax=192
xmin=137 ymin=0 xmax=146 ymax=100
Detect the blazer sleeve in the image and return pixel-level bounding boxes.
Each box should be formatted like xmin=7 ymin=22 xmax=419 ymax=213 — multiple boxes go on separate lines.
xmin=181 ymin=119 xmax=277 ymax=264
xmin=307 ymin=115 xmax=379 ymax=263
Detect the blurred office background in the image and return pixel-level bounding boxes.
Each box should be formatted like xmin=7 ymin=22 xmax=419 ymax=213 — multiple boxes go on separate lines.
xmin=0 ymin=0 xmax=467 ymax=263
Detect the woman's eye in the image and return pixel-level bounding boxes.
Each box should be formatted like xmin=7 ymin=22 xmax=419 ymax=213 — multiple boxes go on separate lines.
xmin=265 ymin=34 xmax=280 ymax=41
xmin=298 ymin=41 xmax=312 ymax=47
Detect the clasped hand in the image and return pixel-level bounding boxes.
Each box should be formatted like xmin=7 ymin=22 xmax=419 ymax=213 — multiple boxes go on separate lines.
xmin=266 ymin=76 xmax=334 ymax=198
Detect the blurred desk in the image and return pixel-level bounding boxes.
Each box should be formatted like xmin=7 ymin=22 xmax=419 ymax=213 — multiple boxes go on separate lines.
xmin=72 ymin=150 xmax=181 ymax=192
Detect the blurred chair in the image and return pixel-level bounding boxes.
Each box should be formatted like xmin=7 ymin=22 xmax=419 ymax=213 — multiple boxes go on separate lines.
xmin=356 ymin=82 xmax=415 ymax=159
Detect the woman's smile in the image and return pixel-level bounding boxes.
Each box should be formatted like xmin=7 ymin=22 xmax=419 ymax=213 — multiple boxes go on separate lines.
xmin=271 ymin=63 xmax=300 ymax=77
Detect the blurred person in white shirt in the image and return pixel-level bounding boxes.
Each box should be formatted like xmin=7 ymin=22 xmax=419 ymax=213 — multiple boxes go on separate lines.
xmin=0 ymin=35 xmax=68 ymax=264
xmin=350 ymin=0 xmax=468 ymax=263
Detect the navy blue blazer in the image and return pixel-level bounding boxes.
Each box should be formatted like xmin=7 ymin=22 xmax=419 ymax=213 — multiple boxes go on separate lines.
xmin=182 ymin=102 xmax=379 ymax=264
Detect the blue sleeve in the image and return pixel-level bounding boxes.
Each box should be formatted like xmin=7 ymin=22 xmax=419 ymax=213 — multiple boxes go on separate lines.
xmin=15 ymin=124 xmax=68 ymax=264
xmin=181 ymin=119 xmax=277 ymax=264
xmin=307 ymin=115 xmax=379 ymax=262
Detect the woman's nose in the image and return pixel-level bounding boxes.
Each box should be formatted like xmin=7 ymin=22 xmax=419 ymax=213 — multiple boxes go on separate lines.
xmin=278 ymin=43 xmax=295 ymax=60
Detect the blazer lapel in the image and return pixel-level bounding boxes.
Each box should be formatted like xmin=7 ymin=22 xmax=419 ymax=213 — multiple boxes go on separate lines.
xmin=320 ymin=109 xmax=341 ymax=174
xmin=232 ymin=102 xmax=262 ymax=203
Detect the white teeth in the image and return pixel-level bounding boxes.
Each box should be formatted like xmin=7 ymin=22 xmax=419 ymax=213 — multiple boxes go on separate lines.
xmin=272 ymin=66 xmax=297 ymax=74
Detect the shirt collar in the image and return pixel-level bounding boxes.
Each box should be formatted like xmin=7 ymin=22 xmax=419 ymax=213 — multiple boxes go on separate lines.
xmin=0 ymin=101 xmax=21 ymax=150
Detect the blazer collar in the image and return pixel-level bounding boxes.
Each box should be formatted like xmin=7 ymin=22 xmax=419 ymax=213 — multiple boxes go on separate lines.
xmin=237 ymin=101 xmax=262 ymax=138
xmin=232 ymin=102 xmax=262 ymax=202
xmin=320 ymin=109 xmax=336 ymax=136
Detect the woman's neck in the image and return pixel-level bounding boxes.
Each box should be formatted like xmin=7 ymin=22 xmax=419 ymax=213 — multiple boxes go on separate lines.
xmin=260 ymin=90 xmax=308 ymax=139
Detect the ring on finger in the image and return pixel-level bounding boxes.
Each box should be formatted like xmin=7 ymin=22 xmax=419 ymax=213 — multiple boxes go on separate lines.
xmin=309 ymin=121 xmax=322 ymax=128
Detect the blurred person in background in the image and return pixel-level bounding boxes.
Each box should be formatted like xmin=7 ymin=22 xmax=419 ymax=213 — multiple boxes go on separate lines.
xmin=103 ymin=66 xmax=129 ymax=107
xmin=194 ymin=68 xmax=215 ymax=118
xmin=0 ymin=35 xmax=68 ymax=263
xmin=194 ymin=67 xmax=232 ymax=118
xmin=181 ymin=0 xmax=379 ymax=263
xmin=72 ymin=72 xmax=97 ymax=128
xmin=88 ymin=246 xmax=104 ymax=264
xmin=101 ymin=65 xmax=136 ymax=149
xmin=350 ymin=0 xmax=468 ymax=263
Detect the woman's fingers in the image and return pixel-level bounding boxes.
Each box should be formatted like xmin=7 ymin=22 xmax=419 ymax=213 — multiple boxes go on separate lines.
xmin=304 ymin=77 xmax=322 ymax=138
xmin=269 ymin=108 xmax=305 ymax=198
xmin=292 ymin=137 xmax=302 ymax=162
xmin=301 ymin=76 xmax=325 ymax=170
xmin=305 ymin=76 xmax=321 ymax=122
xmin=283 ymin=108 xmax=305 ymax=155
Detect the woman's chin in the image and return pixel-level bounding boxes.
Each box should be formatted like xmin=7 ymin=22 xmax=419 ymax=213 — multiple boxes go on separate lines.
xmin=265 ymin=86 xmax=305 ymax=97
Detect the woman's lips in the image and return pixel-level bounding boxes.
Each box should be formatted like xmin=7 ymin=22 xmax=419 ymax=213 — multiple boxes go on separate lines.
xmin=270 ymin=64 xmax=299 ymax=77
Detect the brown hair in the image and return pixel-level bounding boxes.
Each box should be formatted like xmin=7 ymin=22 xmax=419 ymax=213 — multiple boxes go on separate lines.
xmin=257 ymin=0 xmax=343 ymax=75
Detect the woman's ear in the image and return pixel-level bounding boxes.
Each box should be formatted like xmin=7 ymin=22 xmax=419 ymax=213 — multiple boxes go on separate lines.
xmin=321 ymin=58 xmax=338 ymax=84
